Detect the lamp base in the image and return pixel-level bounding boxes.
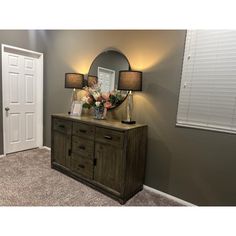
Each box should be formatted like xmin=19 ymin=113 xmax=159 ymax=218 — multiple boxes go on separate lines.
xmin=121 ymin=120 xmax=136 ymax=124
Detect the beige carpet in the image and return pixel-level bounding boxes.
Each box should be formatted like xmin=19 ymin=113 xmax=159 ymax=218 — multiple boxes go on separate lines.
xmin=0 ymin=148 xmax=183 ymax=206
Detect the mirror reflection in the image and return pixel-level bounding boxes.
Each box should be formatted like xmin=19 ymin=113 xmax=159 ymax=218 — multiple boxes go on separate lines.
xmin=87 ymin=50 xmax=130 ymax=109
xmin=88 ymin=50 xmax=130 ymax=90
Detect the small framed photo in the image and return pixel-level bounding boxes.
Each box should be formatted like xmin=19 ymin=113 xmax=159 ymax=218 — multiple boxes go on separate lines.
xmin=70 ymin=101 xmax=83 ymax=116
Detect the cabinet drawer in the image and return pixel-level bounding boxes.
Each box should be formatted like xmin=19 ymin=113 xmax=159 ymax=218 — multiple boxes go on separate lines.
xmin=95 ymin=127 xmax=124 ymax=147
xmin=72 ymin=136 xmax=94 ymax=159
xmin=53 ymin=118 xmax=72 ymax=134
xmin=73 ymin=122 xmax=95 ymax=140
xmin=71 ymin=153 xmax=93 ymax=179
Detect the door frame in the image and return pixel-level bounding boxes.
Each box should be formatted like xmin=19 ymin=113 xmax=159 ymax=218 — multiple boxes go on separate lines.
xmin=1 ymin=44 xmax=44 ymax=155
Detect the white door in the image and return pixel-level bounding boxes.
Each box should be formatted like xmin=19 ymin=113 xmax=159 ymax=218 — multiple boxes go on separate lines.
xmin=2 ymin=45 xmax=43 ymax=154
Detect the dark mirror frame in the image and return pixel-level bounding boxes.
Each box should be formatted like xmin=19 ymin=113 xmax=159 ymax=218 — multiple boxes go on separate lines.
xmin=87 ymin=49 xmax=131 ymax=110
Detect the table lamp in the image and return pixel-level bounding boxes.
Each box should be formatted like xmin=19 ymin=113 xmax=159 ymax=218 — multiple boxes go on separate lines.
xmin=87 ymin=75 xmax=98 ymax=87
xmin=118 ymin=70 xmax=142 ymax=124
xmin=65 ymin=73 xmax=84 ymax=115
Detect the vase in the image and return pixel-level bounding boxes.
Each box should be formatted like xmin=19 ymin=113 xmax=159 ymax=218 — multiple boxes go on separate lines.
xmin=94 ymin=106 xmax=106 ymax=120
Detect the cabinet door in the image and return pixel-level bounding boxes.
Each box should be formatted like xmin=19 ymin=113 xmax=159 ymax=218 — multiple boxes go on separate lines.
xmin=94 ymin=142 xmax=124 ymax=193
xmin=52 ymin=130 xmax=71 ymax=168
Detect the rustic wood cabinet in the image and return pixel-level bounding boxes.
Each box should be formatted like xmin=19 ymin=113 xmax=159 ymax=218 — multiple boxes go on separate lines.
xmin=51 ymin=114 xmax=147 ymax=204
xmin=52 ymin=118 xmax=71 ymax=168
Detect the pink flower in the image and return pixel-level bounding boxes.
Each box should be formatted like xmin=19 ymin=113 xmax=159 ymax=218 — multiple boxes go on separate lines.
xmin=102 ymin=92 xmax=110 ymax=101
xmin=104 ymin=101 xmax=112 ymax=109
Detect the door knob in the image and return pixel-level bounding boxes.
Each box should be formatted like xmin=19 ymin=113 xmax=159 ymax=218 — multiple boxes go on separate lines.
xmin=5 ymin=107 xmax=10 ymax=111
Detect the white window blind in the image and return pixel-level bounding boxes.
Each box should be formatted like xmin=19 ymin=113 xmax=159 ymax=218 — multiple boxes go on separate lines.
xmin=177 ymin=30 xmax=236 ymax=134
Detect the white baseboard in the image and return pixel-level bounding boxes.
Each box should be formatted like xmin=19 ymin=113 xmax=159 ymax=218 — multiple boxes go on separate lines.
xmin=41 ymin=146 xmax=51 ymax=151
xmin=0 ymin=154 xmax=6 ymax=158
xmin=143 ymin=185 xmax=196 ymax=206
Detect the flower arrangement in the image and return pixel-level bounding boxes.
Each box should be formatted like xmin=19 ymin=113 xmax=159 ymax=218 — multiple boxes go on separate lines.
xmin=81 ymin=82 xmax=124 ymax=119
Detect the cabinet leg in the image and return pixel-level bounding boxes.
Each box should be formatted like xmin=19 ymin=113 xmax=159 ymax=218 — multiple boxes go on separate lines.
xmin=118 ymin=199 xmax=126 ymax=205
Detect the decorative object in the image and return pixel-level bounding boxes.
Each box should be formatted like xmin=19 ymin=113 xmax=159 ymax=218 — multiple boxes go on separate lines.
xmin=88 ymin=50 xmax=130 ymax=109
xmin=118 ymin=70 xmax=142 ymax=124
xmin=51 ymin=114 xmax=148 ymax=204
xmin=82 ymin=82 xmax=124 ymax=120
xmin=65 ymin=73 xmax=84 ymax=115
xmin=70 ymin=101 xmax=83 ymax=117
xmin=93 ymin=106 xmax=105 ymax=120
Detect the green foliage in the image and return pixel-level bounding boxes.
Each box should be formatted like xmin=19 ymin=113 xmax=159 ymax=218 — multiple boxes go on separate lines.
xmin=109 ymin=93 xmax=123 ymax=106
xmin=82 ymin=103 xmax=91 ymax=109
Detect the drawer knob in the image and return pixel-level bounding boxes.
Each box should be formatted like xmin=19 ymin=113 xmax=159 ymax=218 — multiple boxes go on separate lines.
xmin=59 ymin=124 xmax=65 ymax=129
xmin=104 ymin=135 xmax=112 ymax=140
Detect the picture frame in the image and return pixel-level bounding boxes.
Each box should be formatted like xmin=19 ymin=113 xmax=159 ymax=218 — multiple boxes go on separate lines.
xmin=70 ymin=101 xmax=83 ymax=116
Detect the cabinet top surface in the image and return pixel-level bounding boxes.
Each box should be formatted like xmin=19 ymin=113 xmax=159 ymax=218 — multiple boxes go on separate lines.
xmin=52 ymin=114 xmax=147 ymax=131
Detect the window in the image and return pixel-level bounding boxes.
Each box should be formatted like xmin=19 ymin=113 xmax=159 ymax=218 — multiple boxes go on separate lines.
xmin=177 ymin=30 xmax=236 ymax=134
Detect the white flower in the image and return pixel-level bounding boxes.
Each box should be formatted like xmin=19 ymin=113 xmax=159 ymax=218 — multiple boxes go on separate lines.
xmin=93 ymin=91 xmax=100 ymax=100
xmin=95 ymin=101 xmax=101 ymax=107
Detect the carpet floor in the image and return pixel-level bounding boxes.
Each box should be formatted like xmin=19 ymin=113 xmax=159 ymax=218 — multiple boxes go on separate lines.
xmin=0 ymin=148 xmax=183 ymax=206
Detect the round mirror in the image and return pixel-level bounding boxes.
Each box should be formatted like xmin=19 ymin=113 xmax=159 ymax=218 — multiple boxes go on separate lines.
xmin=87 ymin=50 xmax=130 ymax=109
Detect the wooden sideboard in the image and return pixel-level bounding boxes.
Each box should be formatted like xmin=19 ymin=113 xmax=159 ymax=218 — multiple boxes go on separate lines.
xmin=51 ymin=114 xmax=147 ymax=204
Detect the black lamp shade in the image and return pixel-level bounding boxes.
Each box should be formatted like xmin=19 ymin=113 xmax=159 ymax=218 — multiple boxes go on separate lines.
xmin=87 ymin=75 xmax=98 ymax=87
xmin=118 ymin=70 xmax=142 ymax=91
xmin=65 ymin=73 xmax=84 ymax=89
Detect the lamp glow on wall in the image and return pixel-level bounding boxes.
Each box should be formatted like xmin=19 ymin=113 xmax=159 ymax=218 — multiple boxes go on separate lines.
xmin=65 ymin=73 xmax=84 ymax=115
xmin=118 ymin=70 xmax=142 ymax=124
